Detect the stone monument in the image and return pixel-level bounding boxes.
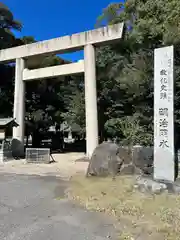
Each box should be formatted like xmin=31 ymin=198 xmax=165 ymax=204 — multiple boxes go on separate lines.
xmin=154 ymin=46 xmax=174 ymax=182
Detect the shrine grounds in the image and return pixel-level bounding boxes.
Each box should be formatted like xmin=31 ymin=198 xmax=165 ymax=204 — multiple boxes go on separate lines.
xmin=1 ymin=152 xmax=180 ymax=240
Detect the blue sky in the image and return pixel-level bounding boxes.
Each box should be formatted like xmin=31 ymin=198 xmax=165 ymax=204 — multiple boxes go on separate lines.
xmin=4 ymin=0 xmax=113 ymax=61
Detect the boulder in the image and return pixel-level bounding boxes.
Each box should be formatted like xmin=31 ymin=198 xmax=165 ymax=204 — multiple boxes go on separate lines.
xmin=135 ymin=176 xmax=167 ymax=194
xmin=118 ymin=146 xmax=153 ymax=175
xmin=86 ymin=143 xmax=153 ymax=177
xmin=132 ymin=146 xmax=153 ymax=175
xmin=11 ymin=138 xmax=25 ymax=159
xmin=135 ymin=176 xmax=180 ymax=195
xmin=86 ymin=142 xmax=123 ymax=177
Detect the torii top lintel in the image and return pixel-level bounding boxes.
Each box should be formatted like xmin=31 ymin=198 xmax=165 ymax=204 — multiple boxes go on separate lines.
xmin=0 ymin=22 xmax=124 ymax=63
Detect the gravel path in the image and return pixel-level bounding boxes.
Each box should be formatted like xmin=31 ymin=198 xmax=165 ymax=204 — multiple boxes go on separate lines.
xmin=0 ymin=172 xmax=118 ymax=240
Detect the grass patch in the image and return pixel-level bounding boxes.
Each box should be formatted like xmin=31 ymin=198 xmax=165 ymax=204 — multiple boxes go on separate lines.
xmin=68 ymin=175 xmax=180 ymax=240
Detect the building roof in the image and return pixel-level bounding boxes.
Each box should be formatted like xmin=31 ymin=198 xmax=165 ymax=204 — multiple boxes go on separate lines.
xmin=0 ymin=118 xmax=18 ymax=127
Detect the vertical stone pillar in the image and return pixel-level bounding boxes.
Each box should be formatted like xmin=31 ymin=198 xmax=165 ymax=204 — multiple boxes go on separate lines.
xmin=13 ymin=58 xmax=25 ymax=156
xmin=84 ymin=44 xmax=99 ymax=158
xmin=154 ymin=46 xmax=174 ymax=181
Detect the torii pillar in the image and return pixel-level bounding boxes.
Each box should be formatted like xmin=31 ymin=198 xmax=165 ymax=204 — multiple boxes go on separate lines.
xmin=13 ymin=58 xmax=25 ymax=156
xmin=84 ymin=44 xmax=99 ymax=158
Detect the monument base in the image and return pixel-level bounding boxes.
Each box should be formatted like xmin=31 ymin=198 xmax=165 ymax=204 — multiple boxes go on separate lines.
xmin=135 ymin=175 xmax=180 ymax=195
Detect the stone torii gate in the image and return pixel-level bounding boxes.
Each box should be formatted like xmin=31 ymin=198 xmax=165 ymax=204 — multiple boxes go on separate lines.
xmin=0 ymin=23 xmax=124 ymax=158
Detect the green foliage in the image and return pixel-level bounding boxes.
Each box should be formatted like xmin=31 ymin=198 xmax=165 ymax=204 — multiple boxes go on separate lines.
xmin=0 ymin=3 xmax=23 ymax=117
xmin=96 ymin=0 xmax=180 ymax=146
xmin=61 ymin=83 xmax=85 ymax=135
xmin=105 ymin=115 xmax=152 ymax=145
xmin=0 ymin=3 xmax=22 ymax=49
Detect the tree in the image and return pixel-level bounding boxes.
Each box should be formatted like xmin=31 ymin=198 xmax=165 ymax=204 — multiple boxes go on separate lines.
xmin=0 ymin=2 xmax=22 ymax=49
xmin=95 ymin=0 xmax=180 ymax=145
xmin=24 ymin=56 xmax=75 ymax=146
xmin=0 ymin=3 xmax=81 ymax=147
xmin=0 ymin=3 xmax=23 ymax=118
xmin=62 ymin=89 xmax=85 ymax=136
